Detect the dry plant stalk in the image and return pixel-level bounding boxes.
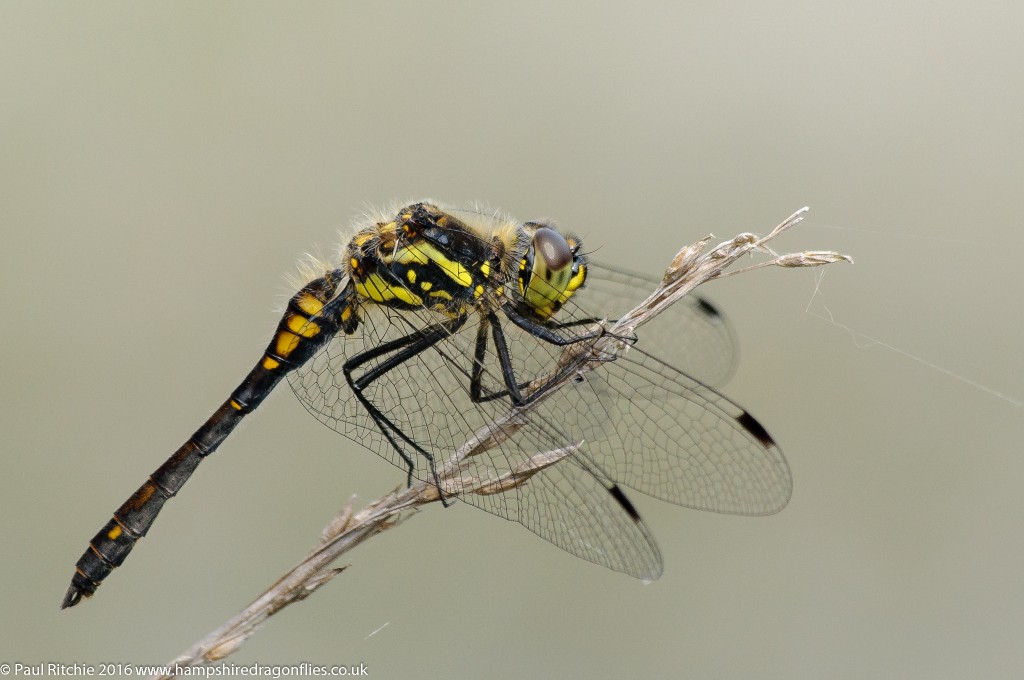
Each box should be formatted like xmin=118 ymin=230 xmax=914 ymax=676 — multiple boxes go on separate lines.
xmin=158 ymin=207 xmax=850 ymax=678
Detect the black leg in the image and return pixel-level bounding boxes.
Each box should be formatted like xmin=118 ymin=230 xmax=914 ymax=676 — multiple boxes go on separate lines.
xmin=501 ymin=304 xmax=606 ymax=346
xmin=470 ymin=313 xmax=545 ymax=405
xmin=342 ymin=315 xmax=467 ymax=504
xmin=469 ymin=318 xmax=491 ymax=403
xmin=489 ymin=312 xmax=526 ymax=405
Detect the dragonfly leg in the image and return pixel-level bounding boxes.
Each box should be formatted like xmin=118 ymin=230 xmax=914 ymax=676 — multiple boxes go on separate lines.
xmin=501 ymin=304 xmax=605 ymax=346
xmin=342 ymin=316 xmax=467 ymax=505
xmin=468 ymin=312 xmax=546 ymax=406
xmin=471 ymin=311 xmax=628 ymax=407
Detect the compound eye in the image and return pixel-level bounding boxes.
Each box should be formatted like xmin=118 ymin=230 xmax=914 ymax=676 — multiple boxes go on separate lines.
xmin=532 ymin=227 xmax=572 ymax=275
xmin=522 ymin=226 xmax=578 ymax=318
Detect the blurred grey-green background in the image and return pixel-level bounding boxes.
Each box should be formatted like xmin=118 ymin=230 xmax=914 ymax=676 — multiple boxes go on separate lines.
xmin=3 ymin=2 xmax=1022 ymax=678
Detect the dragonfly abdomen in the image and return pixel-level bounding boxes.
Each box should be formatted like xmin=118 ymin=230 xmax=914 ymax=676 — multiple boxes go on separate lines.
xmin=62 ymin=404 xmax=245 ymax=608
xmin=61 ymin=270 xmax=354 ymax=609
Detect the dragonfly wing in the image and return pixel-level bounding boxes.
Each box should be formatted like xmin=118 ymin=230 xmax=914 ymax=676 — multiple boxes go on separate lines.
xmin=289 ymin=304 xmax=477 ymax=478
xmin=583 ymin=262 xmax=739 ymax=388
xmin=543 ymin=344 xmax=792 ymax=515
xmin=459 ymin=415 xmax=665 ymax=580
xmin=289 ymin=304 xmax=664 ymax=578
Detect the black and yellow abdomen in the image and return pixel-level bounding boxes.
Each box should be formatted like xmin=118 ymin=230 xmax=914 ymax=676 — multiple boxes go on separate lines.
xmin=61 ymin=270 xmax=355 ymax=608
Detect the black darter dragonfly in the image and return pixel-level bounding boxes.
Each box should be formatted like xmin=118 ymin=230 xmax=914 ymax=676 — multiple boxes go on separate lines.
xmin=62 ymin=201 xmax=791 ymax=609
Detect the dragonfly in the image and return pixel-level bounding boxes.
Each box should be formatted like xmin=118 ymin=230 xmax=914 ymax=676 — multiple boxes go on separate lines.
xmin=61 ymin=201 xmax=792 ymax=609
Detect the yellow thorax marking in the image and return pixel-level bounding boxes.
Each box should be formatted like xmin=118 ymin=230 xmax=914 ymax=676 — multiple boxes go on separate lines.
xmin=391 ymin=242 xmax=473 ymax=288
xmin=355 ymin=273 xmax=423 ymax=307
xmin=352 ymin=230 xmax=375 ymax=248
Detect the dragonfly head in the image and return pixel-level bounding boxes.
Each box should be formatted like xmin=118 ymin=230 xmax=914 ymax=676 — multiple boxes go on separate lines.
xmin=518 ymin=223 xmax=587 ymax=320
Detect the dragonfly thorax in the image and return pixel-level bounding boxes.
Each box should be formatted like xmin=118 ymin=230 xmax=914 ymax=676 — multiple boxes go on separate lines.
xmin=345 ymin=203 xmax=503 ymax=318
xmin=343 ymin=202 xmax=588 ymax=325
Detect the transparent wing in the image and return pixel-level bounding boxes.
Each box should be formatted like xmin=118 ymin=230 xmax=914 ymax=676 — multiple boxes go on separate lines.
xmin=584 ymin=262 xmax=738 ymax=387
xmin=454 ymin=385 xmax=665 ymax=579
xmin=541 ymin=345 xmax=792 ymax=515
xmin=289 ymin=303 xmax=664 ymax=578
xmin=453 ymin=287 xmax=791 ymax=515
xmin=287 ymin=231 xmax=789 ymax=579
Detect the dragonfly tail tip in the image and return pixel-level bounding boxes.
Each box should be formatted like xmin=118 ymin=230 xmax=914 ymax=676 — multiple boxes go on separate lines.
xmin=60 ymin=585 xmax=85 ymax=610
